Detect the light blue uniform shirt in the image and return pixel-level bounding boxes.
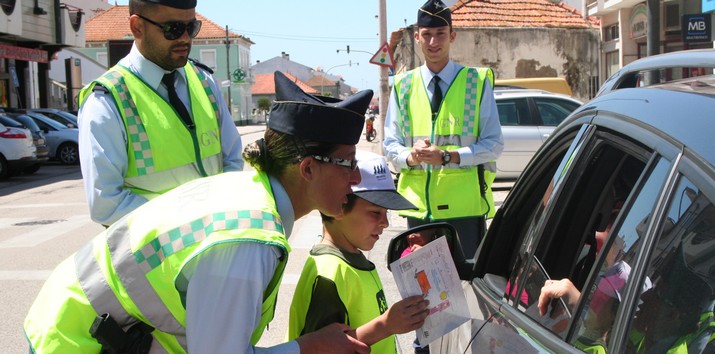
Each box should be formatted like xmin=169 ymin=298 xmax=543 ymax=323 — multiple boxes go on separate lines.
xmin=183 ymin=175 xmax=299 ymax=353
xmin=383 ymin=60 xmax=503 ymax=169
xmin=78 ymin=44 xmax=243 ymax=226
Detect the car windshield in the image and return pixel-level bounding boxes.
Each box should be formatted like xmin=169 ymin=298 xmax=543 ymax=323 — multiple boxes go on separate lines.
xmin=56 ymin=111 xmax=78 ymax=123
xmin=8 ymin=114 xmax=42 ymax=132
xmin=29 ymin=113 xmax=69 ymax=130
xmin=0 ymin=114 xmax=25 ymax=128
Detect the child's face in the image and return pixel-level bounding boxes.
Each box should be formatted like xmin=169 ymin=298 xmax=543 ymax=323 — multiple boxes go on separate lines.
xmin=335 ymin=198 xmax=390 ymax=252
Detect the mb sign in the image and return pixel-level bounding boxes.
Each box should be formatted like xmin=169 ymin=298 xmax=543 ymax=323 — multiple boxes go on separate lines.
xmin=683 ymin=14 xmax=712 ymax=42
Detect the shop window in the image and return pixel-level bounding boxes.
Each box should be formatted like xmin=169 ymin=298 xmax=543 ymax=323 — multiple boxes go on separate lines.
xmin=604 ymin=24 xmax=619 ymax=42
xmin=199 ymin=50 xmax=217 ymax=71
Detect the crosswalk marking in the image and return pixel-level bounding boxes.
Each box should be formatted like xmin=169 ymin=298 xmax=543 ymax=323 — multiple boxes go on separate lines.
xmin=0 ymin=203 xmax=87 ymax=209
xmin=0 ymin=214 xmax=92 ymax=248
xmin=0 ymin=270 xmax=52 ymax=281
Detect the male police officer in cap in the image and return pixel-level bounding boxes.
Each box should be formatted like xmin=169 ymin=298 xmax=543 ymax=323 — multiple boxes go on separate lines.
xmin=384 ymin=0 xmax=503 ymax=265
xmin=78 ymin=0 xmax=243 ymax=227
xmin=25 ymin=71 xmax=373 ymax=353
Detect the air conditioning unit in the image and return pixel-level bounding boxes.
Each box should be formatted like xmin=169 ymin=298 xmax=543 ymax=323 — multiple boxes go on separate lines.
xmin=59 ymin=3 xmax=86 ymax=47
xmin=0 ymin=0 xmax=23 ymax=36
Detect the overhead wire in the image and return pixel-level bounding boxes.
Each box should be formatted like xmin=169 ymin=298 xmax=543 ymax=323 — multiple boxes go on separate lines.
xmin=231 ymin=29 xmax=376 ymax=43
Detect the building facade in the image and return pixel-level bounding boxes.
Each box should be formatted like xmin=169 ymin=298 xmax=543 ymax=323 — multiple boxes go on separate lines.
xmin=588 ymin=0 xmax=715 ymax=80
xmin=0 ymin=0 xmax=87 ymax=109
xmin=74 ymin=5 xmax=255 ymax=124
xmin=390 ymin=0 xmax=601 ymax=101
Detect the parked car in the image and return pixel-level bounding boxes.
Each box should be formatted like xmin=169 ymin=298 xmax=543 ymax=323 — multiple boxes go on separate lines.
xmin=27 ymin=112 xmax=79 ymax=165
xmin=28 ymin=108 xmax=78 ymax=128
xmin=1 ymin=113 xmax=49 ymax=174
xmin=597 ymin=48 xmax=715 ymax=96
xmin=494 ymin=89 xmax=582 ymax=179
xmin=0 ymin=122 xmax=37 ymax=179
xmin=388 ymin=50 xmax=715 ymax=353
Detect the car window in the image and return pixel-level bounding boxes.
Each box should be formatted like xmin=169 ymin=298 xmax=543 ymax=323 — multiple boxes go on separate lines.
xmin=31 ymin=115 xmax=67 ymax=131
xmin=620 ymin=175 xmax=715 ymax=354
xmin=496 ymin=98 xmax=530 ymax=126
xmin=568 ymin=157 xmax=671 ymax=352
xmin=534 ymin=98 xmax=581 ymax=126
xmin=510 ymin=130 xmax=650 ymax=339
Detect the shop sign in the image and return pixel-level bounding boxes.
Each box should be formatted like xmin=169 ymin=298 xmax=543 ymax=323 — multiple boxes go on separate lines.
xmin=630 ymin=3 xmax=648 ymax=39
xmin=683 ymin=14 xmax=712 ymax=42
xmin=0 ymin=44 xmax=49 ymax=63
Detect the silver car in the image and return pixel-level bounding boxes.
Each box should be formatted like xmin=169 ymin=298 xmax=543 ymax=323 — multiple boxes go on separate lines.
xmin=388 ymin=50 xmax=715 ymax=353
xmin=494 ymin=89 xmax=582 ymax=180
xmin=27 ymin=113 xmax=79 ymax=165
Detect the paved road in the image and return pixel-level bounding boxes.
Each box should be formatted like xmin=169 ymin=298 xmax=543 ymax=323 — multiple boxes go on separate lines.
xmin=0 ymin=123 xmax=511 ymax=353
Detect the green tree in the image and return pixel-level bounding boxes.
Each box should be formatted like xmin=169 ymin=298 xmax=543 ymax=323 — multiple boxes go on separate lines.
xmin=257 ymin=97 xmax=271 ymax=112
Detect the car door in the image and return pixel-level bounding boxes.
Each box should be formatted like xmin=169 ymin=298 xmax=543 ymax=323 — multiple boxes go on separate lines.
xmin=607 ymin=153 xmax=715 ymax=353
xmin=433 ymin=122 xmax=597 ymax=353
xmin=496 ymin=97 xmax=542 ymax=178
xmin=438 ymin=118 xmax=668 ymax=352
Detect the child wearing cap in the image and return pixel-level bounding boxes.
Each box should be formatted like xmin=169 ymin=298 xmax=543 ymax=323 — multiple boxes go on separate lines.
xmin=287 ymin=150 xmax=430 ymax=353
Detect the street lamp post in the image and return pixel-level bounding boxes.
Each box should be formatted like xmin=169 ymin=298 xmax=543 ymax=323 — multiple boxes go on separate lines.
xmin=320 ymin=61 xmax=358 ymax=97
xmin=224 ymin=25 xmax=233 ymax=122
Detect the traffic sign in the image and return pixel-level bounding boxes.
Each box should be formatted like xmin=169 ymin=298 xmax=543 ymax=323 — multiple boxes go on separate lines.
xmin=370 ymin=42 xmax=394 ymax=68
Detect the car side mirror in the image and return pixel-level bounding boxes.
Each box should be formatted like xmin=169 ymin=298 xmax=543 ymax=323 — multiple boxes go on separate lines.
xmin=386 ymin=222 xmax=474 ymax=280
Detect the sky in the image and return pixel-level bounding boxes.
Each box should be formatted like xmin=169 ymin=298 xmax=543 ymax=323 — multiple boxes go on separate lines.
xmin=114 ymin=0 xmax=458 ymax=93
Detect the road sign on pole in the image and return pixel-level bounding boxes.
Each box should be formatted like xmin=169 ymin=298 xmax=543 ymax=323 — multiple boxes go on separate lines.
xmin=369 ymin=42 xmax=394 ymax=68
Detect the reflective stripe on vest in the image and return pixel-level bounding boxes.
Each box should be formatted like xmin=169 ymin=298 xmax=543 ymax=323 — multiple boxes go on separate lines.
xmin=79 ymin=61 xmax=223 ymax=200
xmin=24 ymin=171 xmax=291 ymax=353
xmin=394 ymin=67 xmax=497 ymax=220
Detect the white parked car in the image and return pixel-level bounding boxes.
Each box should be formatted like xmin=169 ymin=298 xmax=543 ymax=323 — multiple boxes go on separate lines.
xmin=0 ymin=122 xmax=37 ymax=179
xmin=494 ymin=88 xmax=582 ymax=180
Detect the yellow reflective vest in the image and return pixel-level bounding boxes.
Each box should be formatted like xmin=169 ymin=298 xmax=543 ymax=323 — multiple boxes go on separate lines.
xmin=288 ymin=244 xmax=395 ymax=353
xmin=24 ymin=171 xmax=291 ymax=353
xmin=393 ymin=67 xmax=497 ymax=220
xmin=79 ymin=61 xmax=223 ymax=200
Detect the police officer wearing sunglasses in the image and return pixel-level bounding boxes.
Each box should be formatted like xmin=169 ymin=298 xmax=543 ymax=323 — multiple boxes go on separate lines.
xmin=77 ymin=0 xmax=243 ymax=227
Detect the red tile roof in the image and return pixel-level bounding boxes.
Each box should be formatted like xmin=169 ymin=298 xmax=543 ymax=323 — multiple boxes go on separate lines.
xmin=252 ymin=72 xmax=319 ymax=95
xmin=305 ymin=75 xmax=338 ymax=87
xmin=85 ymin=5 xmax=251 ymax=42
xmin=451 ymin=0 xmax=599 ymax=29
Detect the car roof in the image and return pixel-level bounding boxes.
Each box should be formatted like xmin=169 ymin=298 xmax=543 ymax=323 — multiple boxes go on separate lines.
xmin=597 ymin=49 xmax=715 ymax=96
xmin=493 ymin=88 xmax=583 ymax=103
xmin=573 ymin=74 xmax=715 ymax=165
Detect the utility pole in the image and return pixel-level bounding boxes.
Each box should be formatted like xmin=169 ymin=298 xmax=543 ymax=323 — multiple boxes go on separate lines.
xmin=225 ymin=25 xmax=233 ymax=120
xmin=378 ymin=0 xmax=387 ymax=154
xmin=646 ymin=0 xmax=660 ymax=85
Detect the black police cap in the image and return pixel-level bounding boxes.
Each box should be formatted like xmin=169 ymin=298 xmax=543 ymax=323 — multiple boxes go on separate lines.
xmin=417 ymin=0 xmax=452 ymax=28
xmin=268 ymin=71 xmax=373 ymax=145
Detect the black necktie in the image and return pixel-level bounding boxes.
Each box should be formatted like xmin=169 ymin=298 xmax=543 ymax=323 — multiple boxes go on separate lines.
xmin=162 ymin=71 xmax=194 ymax=128
xmin=431 ymin=76 xmax=443 ymax=117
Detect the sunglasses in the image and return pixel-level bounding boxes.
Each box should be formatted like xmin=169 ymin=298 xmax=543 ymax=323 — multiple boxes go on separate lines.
xmin=136 ymin=14 xmax=202 ymax=40
xmin=310 ymin=155 xmax=359 ymax=171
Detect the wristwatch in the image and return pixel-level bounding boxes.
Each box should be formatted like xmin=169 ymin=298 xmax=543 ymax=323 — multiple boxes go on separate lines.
xmin=441 ymin=150 xmax=451 ymax=165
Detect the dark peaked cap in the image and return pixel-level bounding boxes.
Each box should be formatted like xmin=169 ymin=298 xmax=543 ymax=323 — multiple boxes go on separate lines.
xmin=268 ymin=71 xmax=373 ymax=145
xmin=137 ymin=0 xmax=196 ymax=9
xmin=418 ymin=0 xmax=452 ymax=27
